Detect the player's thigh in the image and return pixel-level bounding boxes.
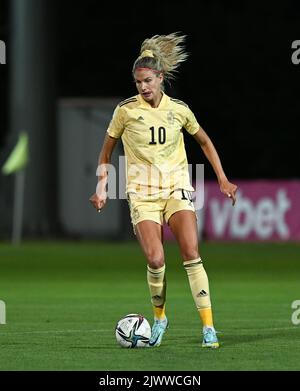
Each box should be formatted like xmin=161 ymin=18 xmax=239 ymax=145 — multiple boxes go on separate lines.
xmin=168 ymin=210 xmax=199 ymax=261
xmin=135 ymin=220 xmax=165 ymax=268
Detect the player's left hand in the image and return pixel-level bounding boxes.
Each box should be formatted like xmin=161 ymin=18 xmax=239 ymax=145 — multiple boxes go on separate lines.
xmin=219 ymin=179 xmax=238 ymax=206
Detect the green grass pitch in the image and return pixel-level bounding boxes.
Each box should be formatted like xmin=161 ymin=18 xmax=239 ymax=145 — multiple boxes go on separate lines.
xmin=0 ymin=241 xmax=299 ymax=371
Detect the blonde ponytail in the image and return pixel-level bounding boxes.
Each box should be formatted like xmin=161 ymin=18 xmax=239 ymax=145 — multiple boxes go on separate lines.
xmin=132 ymin=32 xmax=188 ymax=84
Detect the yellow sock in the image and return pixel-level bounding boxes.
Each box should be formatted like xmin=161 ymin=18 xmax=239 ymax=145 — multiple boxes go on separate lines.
xmin=153 ymin=304 xmax=166 ymax=320
xmin=199 ymin=308 xmax=214 ymax=328
xmin=184 ymin=258 xmax=215 ymax=328
xmin=147 ymin=264 xmax=167 ymax=320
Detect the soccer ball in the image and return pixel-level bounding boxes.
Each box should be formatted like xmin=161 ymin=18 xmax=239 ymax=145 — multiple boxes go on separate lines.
xmin=115 ymin=313 xmax=151 ymax=348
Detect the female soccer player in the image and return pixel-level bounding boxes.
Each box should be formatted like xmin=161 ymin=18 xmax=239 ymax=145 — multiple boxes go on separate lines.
xmin=90 ymin=32 xmax=237 ymax=348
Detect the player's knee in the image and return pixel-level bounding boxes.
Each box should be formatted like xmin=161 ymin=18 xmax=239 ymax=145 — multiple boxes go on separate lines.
xmin=146 ymin=250 xmax=165 ymax=269
xmin=181 ymin=247 xmax=199 ymax=262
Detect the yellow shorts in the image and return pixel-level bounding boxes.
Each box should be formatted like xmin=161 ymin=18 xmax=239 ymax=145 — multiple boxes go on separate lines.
xmin=127 ymin=189 xmax=196 ymax=230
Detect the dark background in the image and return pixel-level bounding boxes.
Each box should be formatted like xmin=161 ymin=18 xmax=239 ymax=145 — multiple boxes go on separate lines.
xmin=1 ymin=1 xmax=300 ymax=179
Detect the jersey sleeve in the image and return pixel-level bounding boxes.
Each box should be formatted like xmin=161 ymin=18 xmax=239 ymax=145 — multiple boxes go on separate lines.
xmin=107 ymin=105 xmax=125 ymax=138
xmin=184 ymin=106 xmax=200 ymax=136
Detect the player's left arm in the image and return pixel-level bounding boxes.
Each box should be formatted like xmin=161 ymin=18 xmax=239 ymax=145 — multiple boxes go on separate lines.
xmin=193 ymin=126 xmax=238 ymax=205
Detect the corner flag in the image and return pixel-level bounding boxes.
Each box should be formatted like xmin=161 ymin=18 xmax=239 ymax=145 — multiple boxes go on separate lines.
xmin=2 ymin=131 xmax=29 ymax=175
xmin=1 ymin=131 xmax=29 ymax=245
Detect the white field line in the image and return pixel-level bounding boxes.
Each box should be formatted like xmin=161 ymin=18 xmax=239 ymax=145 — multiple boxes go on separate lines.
xmin=0 ymin=326 xmax=298 ymax=336
xmin=0 ymin=329 xmax=109 ymax=335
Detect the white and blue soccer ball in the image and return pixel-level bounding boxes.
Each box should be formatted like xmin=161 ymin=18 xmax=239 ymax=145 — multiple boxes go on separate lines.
xmin=115 ymin=314 xmax=151 ymax=348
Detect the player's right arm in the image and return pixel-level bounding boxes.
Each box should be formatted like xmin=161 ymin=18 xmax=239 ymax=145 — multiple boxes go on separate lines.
xmin=89 ymin=104 xmax=125 ymax=211
xmin=89 ymin=134 xmax=119 ymax=211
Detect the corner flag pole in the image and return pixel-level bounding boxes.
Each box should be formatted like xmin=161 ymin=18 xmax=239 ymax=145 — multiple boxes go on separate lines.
xmin=12 ymin=169 xmax=26 ymax=245
xmin=2 ymin=131 xmax=29 ymax=245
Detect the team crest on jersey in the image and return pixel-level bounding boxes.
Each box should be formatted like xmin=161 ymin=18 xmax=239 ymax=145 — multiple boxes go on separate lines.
xmin=167 ymin=111 xmax=175 ymax=125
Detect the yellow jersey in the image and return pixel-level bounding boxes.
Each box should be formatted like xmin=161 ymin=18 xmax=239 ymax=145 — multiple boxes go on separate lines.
xmin=107 ymin=92 xmax=200 ymax=198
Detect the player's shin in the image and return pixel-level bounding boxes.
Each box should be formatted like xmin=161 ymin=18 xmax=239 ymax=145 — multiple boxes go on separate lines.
xmin=147 ymin=264 xmax=167 ymax=320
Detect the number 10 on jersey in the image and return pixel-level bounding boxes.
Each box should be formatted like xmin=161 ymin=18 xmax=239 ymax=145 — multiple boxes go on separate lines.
xmin=149 ymin=126 xmax=166 ymax=145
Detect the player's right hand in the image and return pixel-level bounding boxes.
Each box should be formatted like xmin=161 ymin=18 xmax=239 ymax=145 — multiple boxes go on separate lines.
xmin=89 ymin=193 xmax=107 ymax=211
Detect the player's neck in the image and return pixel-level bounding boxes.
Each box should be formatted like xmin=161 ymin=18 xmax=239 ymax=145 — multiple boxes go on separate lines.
xmin=149 ymin=91 xmax=163 ymax=108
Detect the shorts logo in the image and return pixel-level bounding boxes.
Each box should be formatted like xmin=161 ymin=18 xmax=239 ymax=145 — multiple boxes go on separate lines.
xmin=181 ymin=190 xmax=193 ymax=202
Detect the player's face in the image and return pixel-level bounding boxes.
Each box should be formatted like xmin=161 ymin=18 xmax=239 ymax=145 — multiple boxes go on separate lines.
xmin=134 ymin=68 xmax=163 ymax=103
